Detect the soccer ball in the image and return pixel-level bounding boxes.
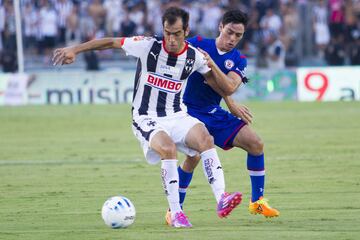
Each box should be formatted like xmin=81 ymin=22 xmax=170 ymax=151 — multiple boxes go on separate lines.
xmin=101 ymin=196 xmax=136 ymax=228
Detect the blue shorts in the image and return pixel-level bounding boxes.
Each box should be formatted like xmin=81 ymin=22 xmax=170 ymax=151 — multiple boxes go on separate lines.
xmin=187 ymin=105 xmax=246 ymax=150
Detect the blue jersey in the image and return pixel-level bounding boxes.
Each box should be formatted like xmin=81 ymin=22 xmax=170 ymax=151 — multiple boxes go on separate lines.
xmin=183 ymin=36 xmax=247 ymax=109
xmin=183 ymin=36 xmax=248 ymax=150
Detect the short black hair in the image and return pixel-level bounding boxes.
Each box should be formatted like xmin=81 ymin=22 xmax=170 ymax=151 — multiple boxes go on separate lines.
xmin=221 ymin=9 xmax=248 ymax=27
xmin=162 ymin=7 xmax=189 ymax=31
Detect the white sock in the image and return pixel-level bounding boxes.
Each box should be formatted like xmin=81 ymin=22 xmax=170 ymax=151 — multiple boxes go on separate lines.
xmin=161 ymin=159 xmax=182 ymax=214
xmin=200 ymin=148 xmax=225 ymax=203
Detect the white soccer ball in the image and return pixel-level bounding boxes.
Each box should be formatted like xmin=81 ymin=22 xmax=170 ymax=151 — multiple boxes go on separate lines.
xmin=101 ymin=196 xmax=136 ymax=228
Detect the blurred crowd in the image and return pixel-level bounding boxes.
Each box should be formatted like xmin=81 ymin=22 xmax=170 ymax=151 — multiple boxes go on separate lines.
xmin=0 ymin=0 xmax=359 ymax=72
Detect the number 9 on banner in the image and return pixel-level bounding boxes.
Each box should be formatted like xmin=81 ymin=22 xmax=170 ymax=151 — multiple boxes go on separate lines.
xmin=304 ymin=72 xmax=329 ymax=101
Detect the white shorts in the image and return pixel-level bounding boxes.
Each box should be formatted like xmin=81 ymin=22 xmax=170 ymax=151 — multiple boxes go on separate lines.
xmin=132 ymin=112 xmax=203 ymax=164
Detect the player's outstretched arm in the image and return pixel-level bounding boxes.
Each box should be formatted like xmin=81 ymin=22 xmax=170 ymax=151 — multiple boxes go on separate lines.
xmin=223 ymin=96 xmax=253 ymax=124
xmin=205 ymin=75 xmax=252 ymax=124
xmin=52 ymin=38 xmax=124 ymax=66
xmin=199 ymin=48 xmax=242 ymax=95
xmin=201 ymin=71 xmax=252 ymax=123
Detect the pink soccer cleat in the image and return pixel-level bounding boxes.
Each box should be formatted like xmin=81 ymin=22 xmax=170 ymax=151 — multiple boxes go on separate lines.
xmin=171 ymin=211 xmax=192 ymax=228
xmin=217 ymin=192 xmax=242 ymax=218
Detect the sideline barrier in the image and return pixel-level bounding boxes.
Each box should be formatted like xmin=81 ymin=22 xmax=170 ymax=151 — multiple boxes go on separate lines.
xmin=297 ymin=66 xmax=360 ymax=101
xmin=0 ymin=73 xmax=29 ymax=106
xmin=234 ymin=69 xmax=297 ymax=101
xmin=0 ymin=66 xmax=359 ymax=106
xmin=28 ymin=71 xmax=134 ymax=105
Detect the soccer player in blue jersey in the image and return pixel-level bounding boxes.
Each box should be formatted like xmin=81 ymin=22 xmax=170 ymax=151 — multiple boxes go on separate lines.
xmin=165 ymin=9 xmax=279 ymax=224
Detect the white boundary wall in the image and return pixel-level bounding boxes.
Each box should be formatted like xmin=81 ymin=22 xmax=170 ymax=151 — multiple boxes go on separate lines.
xmin=1 ymin=66 xmax=359 ymax=105
xmin=297 ymin=67 xmax=360 ymax=101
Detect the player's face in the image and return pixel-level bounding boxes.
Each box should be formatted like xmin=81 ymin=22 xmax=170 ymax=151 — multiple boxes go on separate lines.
xmin=217 ymin=23 xmax=245 ymax=52
xmin=163 ymin=18 xmax=189 ymax=54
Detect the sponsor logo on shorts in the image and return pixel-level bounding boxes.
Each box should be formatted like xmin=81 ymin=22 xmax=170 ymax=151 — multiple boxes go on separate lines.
xmin=147 ymin=120 xmax=156 ymax=127
xmin=208 ymin=108 xmax=217 ymax=114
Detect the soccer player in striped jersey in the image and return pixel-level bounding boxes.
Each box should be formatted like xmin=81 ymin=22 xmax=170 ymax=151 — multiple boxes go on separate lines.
xmin=165 ymin=10 xmax=279 ymax=224
xmin=52 ymin=7 xmax=242 ymax=228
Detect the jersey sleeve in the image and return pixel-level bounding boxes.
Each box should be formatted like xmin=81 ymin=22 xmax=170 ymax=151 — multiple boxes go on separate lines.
xmin=121 ymin=36 xmax=155 ymax=58
xmin=187 ymin=36 xmax=199 ymax=47
xmin=231 ymin=55 xmax=248 ymax=83
xmin=193 ymin=48 xmax=211 ymax=74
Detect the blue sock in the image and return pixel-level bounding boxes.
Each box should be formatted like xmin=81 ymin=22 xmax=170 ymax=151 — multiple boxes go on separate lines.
xmin=178 ymin=166 xmax=193 ymax=208
xmin=247 ymin=153 xmax=265 ymax=202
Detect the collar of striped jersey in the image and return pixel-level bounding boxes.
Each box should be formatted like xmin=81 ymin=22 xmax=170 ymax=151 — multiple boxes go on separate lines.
xmin=162 ymin=37 xmax=189 ymax=57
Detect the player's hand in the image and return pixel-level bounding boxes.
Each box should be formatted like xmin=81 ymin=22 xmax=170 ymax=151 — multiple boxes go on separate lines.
xmin=229 ymin=104 xmax=253 ymax=124
xmin=52 ymin=47 xmax=77 ymax=66
xmin=197 ymin=47 xmax=216 ymax=69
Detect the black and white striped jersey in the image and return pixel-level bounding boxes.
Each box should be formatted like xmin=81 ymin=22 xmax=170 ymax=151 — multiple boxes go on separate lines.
xmin=121 ymin=36 xmax=210 ymax=118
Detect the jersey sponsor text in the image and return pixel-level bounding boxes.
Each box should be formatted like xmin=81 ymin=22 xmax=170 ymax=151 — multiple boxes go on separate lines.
xmin=146 ymin=73 xmax=183 ymax=93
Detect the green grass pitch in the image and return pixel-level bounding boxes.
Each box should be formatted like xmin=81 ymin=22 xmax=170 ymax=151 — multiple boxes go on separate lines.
xmin=0 ymin=102 xmax=359 ymax=240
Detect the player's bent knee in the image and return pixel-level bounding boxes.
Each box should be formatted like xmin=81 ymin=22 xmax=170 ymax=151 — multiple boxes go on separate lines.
xmin=158 ymin=142 xmax=177 ymax=159
xmin=201 ymin=134 xmax=214 ymax=151
xmin=249 ymin=138 xmax=264 ymax=155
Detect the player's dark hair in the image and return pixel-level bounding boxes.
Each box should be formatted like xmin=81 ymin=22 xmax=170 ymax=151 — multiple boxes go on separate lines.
xmin=162 ymin=7 xmax=189 ymax=31
xmin=221 ymin=9 xmax=248 ymax=27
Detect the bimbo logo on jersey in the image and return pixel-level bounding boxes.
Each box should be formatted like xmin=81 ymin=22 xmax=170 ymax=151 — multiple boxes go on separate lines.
xmin=146 ymin=73 xmax=183 ymax=93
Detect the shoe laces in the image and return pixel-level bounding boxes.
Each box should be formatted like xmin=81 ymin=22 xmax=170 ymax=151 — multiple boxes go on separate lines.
xmin=218 ymin=192 xmax=234 ymax=209
xmin=222 ymin=192 xmax=230 ymax=198
xmin=256 ymin=198 xmax=269 ymax=206
xmin=220 ymin=192 xmax=231 ymax=202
